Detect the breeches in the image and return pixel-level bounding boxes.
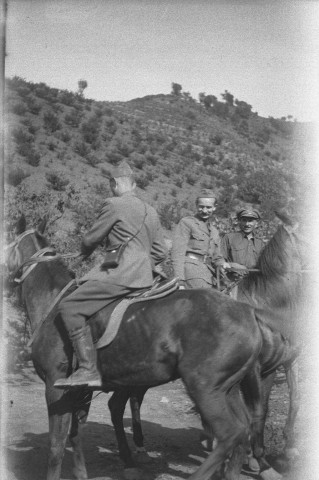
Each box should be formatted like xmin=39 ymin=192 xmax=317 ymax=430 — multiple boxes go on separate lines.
xmin=57 ymin=281 xmax=135 ymax=332
xmin=184 ymin=262 xmax=215 ymax=288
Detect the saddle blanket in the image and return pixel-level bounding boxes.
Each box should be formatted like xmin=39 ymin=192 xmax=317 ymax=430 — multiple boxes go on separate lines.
xmin=92 ymin=277 xmax=179 ymax=349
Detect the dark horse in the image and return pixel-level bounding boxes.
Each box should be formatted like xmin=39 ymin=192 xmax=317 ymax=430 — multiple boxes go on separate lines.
xmin=234 ymin=211 xmax=307 ymax=478
xmin=6 ymin=214 xmax=301 ymax=480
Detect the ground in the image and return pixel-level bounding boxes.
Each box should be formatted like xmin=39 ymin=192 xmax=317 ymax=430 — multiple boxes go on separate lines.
xmin=1 ymin=359 xmax=317 ymax=480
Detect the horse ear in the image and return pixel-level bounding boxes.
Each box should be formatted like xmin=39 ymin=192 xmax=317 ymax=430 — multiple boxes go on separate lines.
xmin=37 ymin=215 xmax=48 ymax=234
xmin=15 ymin=214 xmax=26 ymax=235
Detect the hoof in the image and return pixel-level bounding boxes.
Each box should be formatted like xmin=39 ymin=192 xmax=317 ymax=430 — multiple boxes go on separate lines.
xmin=135 ymin=450 xmax=152 ymax=464
xmin=72 ymin=467 xmax=88 ymax=479
xmin=123 ymin=467 xmax=143 ymax=480
xmin=285 ymin=447 xmax=300 ymax=460
xmin=200 ymin=438 xmax=213 ymax=451
xmin=260 ymin=467 xmax=282 ymax=480
xmin=247 ymin=455 xmax=260 ymax=473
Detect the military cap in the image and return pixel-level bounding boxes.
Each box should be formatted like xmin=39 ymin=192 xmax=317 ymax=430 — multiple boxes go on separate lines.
xmin=196 ymin=189 xmax=216 ymax=200
xmin=237 ymin=208 xmax=260 ymax=220
xmin=111 ymin=161 xmax=133 ymax=178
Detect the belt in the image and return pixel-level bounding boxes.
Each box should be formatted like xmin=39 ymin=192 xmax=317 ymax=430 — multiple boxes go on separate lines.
xmin=186 ymin=252 xmax=210 ymax=264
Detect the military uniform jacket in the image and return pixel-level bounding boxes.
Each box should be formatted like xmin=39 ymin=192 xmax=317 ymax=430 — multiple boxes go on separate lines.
xmin=171 ymin=215 xmax=225 ymax=283
xmin=80 ymin=191 xmax=168 ymax=287
xmin=221 ymin=231 xmax=264 ymax=269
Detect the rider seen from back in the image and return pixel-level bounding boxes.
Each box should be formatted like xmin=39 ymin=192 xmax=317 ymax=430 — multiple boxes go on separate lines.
xmin=54 ymin=161 xmax=168 ymax=389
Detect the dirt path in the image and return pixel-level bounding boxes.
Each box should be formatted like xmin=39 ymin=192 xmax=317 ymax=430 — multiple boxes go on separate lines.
xmin=1 ymin=361 xmax=316 ymax=480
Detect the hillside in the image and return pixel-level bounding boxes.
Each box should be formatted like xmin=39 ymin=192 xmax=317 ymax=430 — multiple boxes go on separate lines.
xmin=4 ymin=76 xmax=314 ymax=267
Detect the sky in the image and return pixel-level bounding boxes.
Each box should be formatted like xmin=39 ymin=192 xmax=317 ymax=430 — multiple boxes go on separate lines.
xmin=4 ymin=0 xmax=319 ymax=122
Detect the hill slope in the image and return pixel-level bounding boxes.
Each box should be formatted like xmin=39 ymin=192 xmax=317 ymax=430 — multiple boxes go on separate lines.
xmin=4 ymin=76 xmax=314 ymax=262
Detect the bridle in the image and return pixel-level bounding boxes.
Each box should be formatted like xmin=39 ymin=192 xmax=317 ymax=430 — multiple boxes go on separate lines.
xmin=6 ymin=230 xmax=80 ymax=284
xmin=6 ymin=229 xmax=80 ymax=347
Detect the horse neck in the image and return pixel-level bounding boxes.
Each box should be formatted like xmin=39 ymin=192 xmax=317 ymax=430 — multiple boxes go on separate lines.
xmin=240 ymin=229 xmax=301 ymax=310
xmin=21 ymin=261 xmax=71 ymax=329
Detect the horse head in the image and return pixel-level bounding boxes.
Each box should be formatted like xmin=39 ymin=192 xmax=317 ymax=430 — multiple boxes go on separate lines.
xmin=6 ymin=214 xmax=49 ymax=281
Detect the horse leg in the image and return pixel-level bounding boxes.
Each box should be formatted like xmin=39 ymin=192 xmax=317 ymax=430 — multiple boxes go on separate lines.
xmin=129 ymin=387 xmax=152 ymax=464
xmin=250 ymin=372 xmax=283 ymax=480
xmin=68 ymin=391 xmax=93 ymax=480
xmin=283 ymin=360 xmax=300 ymax=460
xmin=223 ymin=386 xmax=253 ymax=480
xmin=108 ymin=389 xmax=141 ymax=480
xmin=69 ymin=412 xmax=88 ymax=480
xmin=184 ymin=385 xmax=250 ymax=480
xmin=46 ymin=386 xmax=72 ymax=480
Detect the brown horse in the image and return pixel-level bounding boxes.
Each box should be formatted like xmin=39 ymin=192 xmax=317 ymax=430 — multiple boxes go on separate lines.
xmin=6 ymin=214 xmax=300 ymax=480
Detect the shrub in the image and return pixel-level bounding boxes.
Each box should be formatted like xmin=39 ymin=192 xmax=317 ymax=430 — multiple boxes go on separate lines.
xmin=16 ymin=142 xmax=41 ymax=166
xmin=58 ymin=90 xmax=76 ymax=106
xmin=64 ymin=108 xmax=82 ymax=127
xmin=7 ymin=168 xmax=30 ymax=186
xmin=81 ymin=117 xmax=100 ymax=144
xmin=162 ymin=166 xmax=172 ymax=177
xmin=135 ymin=174 xmax=149 ymax=190
xmin=86 ymin=152 xmax=100 ymax=168
xmin=73 ymin=140 xmax=90 ymax=158
xmin=12 ymin=127 xmax=33 ymax=145
xmin=93 ymin=182 xmax=110 ymax=196
xmin=185 ymin=173 xmax=197 ymax=185
xmin=43 ymin=111 xmax=61 ymax=133
xmin=56 ymin=130 xmax=71 ymax=143
xmin=9 ymin=101 xmax=27 ymax=115
xmin=146 ymin=153 xmax=158 ymax=166
xmin=46 ymin=172 xmax=70 ymax=191
xmin=130 ymin=152 xmax=146 ymax=169
xmin=158 ymin=201 xmax=183 ymax=230
xmin=25 ymin=95 xmax=42 ymax=114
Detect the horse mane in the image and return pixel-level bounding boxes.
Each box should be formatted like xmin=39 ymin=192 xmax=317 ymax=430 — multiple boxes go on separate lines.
xmin=241 ymin=225 xmax=302 ymax=310
xmin=35 ymin=231 xmax=73 ymax=285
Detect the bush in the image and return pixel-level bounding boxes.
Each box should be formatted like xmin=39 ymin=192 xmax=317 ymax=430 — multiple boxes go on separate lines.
xmin=185 ymin=173 xmax=197 ymax=185
xmin=93 ymin=182 xmax=110 ymax=196
xmin=9 ymin=101 xmax=27 ymax=115
xmin=64 ymin=108 xmax=82 ymax=127
xmin=46 ymin=172 xmax=70 ymax=191
xmin=158 ymin=201 xmax=183 ymax=230
xmin=43 ymin=111 xmax=61 ymax=133
xmin=73 ymin=140 xmax=90 ymax=158
xmin=81 ymin=117 xmax=100 ymax=144
xmin=135 ymin=174 xmax=149 ymax=189
xmin=25 ymin=95 xmax=42 ymax=114
xmin=16 ymin=142 xmax=41 ymax=166
xmin=86 ymin=152 xmax=100 ymax=168
xmin=7 ymin=168 xmax=30 ymax=186
xmin=12 ymin=127 xmax=33 ymax=145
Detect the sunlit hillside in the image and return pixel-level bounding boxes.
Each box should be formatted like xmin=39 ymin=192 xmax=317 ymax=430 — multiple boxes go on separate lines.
xmin=4 ymin=76 xmax=314 ymax=266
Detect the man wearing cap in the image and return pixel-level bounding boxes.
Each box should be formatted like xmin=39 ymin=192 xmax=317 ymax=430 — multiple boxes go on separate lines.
xmin=171 ymin=189 xmax=229 ymax=288
xmin=54 ymin=161 xmax=168 ymax=389
xmin=221 ymin=209 xmax=264 ymax=270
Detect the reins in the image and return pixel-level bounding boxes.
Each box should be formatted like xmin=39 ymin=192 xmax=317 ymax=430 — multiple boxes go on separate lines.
xmin=6 ymin=229 xmax=81 ymax=347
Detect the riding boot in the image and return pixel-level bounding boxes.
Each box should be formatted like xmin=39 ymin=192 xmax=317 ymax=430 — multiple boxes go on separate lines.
xmin=54 ymin=324 xmax=102 ymax=388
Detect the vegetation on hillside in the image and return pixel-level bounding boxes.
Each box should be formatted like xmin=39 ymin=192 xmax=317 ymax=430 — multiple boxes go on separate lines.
xmin=4 ymin=76 xmax=313 ymax=256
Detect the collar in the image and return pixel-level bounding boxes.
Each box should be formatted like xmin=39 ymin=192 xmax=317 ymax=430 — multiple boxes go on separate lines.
xmin=120 ymin=190 xmax=137 ymax=197
xmin=244 ymin=232 xmax=254 ymax=240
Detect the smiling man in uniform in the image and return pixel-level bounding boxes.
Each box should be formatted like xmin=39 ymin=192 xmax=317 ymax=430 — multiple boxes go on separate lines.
xmin=171 ymin=189 xmax=229 ymax=289
xmin=221 ymin=208 xmax=264 ymax=270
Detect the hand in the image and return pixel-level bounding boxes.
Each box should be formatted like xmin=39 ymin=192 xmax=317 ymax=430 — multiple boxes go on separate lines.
xmin=222 ymin=262 xmax=231 ymax=270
